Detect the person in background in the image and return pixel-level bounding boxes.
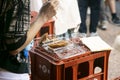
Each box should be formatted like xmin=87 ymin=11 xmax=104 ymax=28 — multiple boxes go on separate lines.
xmin=0 ymin=0 xmax=58 ymax=80
xmin=77 ymin=0 xmax=101 ymax=37
xmin=99 ymin=0 xmax=108 ymax=30
xmin=107 ymin=0 xmax=120 ymax=25
xmin=99 ymin=0 xmax=120 ymax=30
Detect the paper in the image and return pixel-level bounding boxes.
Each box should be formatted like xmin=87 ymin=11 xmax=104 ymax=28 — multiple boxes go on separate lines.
xmin=81 ymin=36 xmax=112 ymax=52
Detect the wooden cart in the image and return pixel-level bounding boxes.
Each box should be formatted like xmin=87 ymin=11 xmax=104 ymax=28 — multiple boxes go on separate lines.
xmin=30 ymin=42 xmax=111 ymax=80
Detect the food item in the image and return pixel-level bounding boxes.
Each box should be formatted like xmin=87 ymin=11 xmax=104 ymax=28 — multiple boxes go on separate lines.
xmin=48 ymin=40 xmax=68 ymax=48
xmin=39 ymin=33 xmax=48 ymax=45
xmin=42 ymin=34 xmax=57 ymax=44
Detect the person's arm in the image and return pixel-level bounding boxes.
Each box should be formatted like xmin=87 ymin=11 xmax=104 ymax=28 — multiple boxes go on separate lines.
xmin=9 ymin=1 xmax=58 ymax=55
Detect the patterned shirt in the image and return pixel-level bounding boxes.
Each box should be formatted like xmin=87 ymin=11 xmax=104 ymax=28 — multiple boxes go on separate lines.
xmin=0 ymin=0 xmax=31 ymax=73
xmin=0 ymin=0 xmax=30 ymax=51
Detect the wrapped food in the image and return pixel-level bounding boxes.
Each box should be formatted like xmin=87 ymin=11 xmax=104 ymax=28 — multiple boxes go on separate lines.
xmin=48 ymin=40 xmax=68 ymax=48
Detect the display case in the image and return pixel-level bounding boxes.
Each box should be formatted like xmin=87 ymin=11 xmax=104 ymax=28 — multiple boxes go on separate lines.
xmin=30 ymin=38 xmax=111 ymax=80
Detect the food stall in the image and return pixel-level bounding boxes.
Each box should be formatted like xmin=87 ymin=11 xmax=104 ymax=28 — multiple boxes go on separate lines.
xmin=30 ymin=36 xmax=112 ymax=80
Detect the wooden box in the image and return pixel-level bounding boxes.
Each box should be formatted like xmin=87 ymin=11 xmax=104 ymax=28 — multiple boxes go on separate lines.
xmin=36 ymin=19 xmax=54 ymax=37
xmin=30 ymin=42 xmax=110 ymax=80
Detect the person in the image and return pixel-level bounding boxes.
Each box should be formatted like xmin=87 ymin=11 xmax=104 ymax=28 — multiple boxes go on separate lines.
xmin=106 ymin=0 xmax=120 ymax=25
xmin=0 ymin=0 xmax=58 ymax=80
xmin=77 ymin=0 xmax=101 ymax=37
xmin=98 ymin=0 xmax=109 ymax=30
xmin=99 ymin=0 xmax=120 ymax=30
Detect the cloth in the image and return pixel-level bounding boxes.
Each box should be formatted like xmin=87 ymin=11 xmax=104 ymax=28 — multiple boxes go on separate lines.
xmin=30 ymin=0 xmax=42 ymax=12
xmin=0 ymin=68 xmax=29 ymax=80
xmin=54 ymin=0 xmax=81 ymax=35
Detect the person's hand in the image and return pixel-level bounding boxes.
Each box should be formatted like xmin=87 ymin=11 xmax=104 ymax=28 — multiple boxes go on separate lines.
xmin=37 ymin=0 xmax=59 ymax=22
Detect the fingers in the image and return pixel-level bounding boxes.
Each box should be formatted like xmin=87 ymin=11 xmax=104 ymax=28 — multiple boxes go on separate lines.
xmin=36 ymin=0 xmax=60 ymax=22
xmin=52 ymin=0 xmax=60 ymax=10
xmin=51 ymin=0 xmax=59 ymax=6
xmin=44 ymin=0 xmax=59 ymax=11
xmin=41 ymin=0 xmax=59 ymax=14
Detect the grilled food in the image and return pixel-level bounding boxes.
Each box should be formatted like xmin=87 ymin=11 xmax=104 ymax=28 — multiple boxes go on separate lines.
xmin=48 ymin=40 xmax=68 ymax=48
